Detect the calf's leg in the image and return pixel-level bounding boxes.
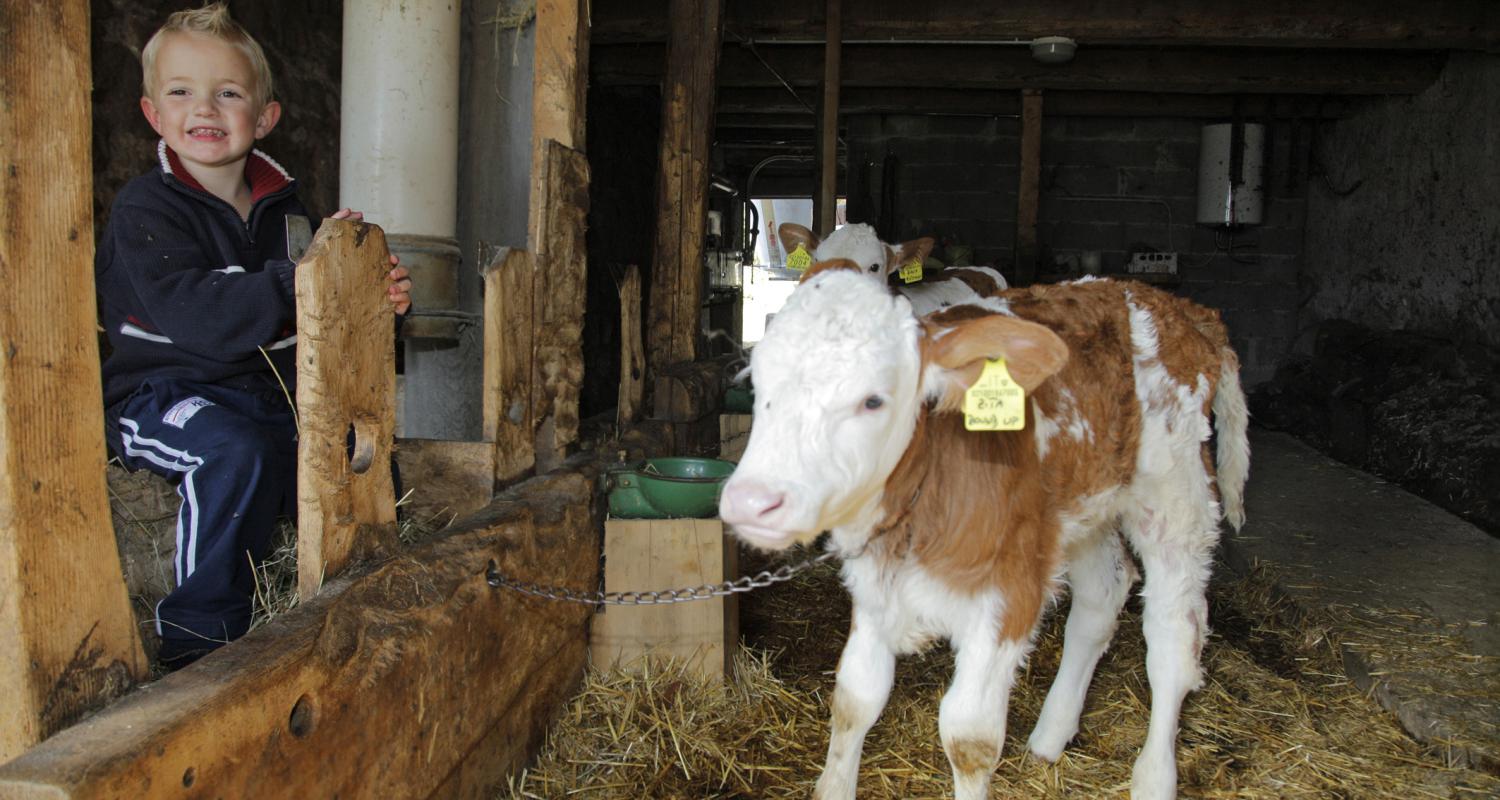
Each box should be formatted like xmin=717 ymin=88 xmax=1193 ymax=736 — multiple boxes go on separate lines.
xmin=815 ymin=610 xmax=894 ymax=800
xmin=1126 ymin=506 xmax=1217 ymax=800
xmin=1028 ymin=532 xmax=1135 ymax=759
xmin=939 ymin=633 xmax=1030 ymax=800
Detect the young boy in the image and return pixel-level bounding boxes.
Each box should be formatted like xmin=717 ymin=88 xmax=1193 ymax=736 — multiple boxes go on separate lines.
xmin=95 ymin=3 xmax=411 ymax=670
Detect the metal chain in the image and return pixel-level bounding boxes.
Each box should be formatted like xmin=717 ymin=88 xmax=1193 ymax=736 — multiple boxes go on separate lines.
xmin=485 ymin=549 xmax=838 ymax=606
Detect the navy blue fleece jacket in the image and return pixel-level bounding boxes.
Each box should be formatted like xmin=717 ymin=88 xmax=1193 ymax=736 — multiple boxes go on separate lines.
xmin=96 ymin=141 xmax=308 ymax=408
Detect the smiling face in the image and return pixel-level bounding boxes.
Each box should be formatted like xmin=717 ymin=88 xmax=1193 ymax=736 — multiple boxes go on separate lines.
xmin=140 ymin=31 xmax=280 ymax=177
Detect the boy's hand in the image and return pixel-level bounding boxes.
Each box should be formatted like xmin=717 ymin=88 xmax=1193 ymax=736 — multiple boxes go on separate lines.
xmin=329 ymin=211 xmax=410 ymax=314
xmin=387 ymin=257 xmax=412 ymax=315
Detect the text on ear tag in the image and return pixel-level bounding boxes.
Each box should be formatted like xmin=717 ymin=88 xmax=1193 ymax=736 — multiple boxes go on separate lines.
xmin=786 ymin=243 xmax=812 ymax=271
xmin=963 ymin=358 xmax=1025 ymax=431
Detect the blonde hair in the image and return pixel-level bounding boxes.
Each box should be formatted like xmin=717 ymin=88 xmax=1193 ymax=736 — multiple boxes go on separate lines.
xmin=141 ymin=2 xmax=275 ymax=108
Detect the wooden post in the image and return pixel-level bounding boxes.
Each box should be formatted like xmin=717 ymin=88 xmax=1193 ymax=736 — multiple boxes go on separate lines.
xmin=618 ymin=264 xmax=645 ymax=427
xmin=531 ymin=142 xmax=591 ymax=472
xmin=483 ymin=247 xmax=536 ymax=484
xmin=646 ymin=0 xmax=724 ymax=376
xmin=295 ymin=220 xmax=399 ymax=600
xmin=812 ymin=0 xmax=842 ymax=236
xmin=1015 ymin=88 xmax=1043 ymax=286
xmin=0 ymin=0 xmax=147 ymax=761
xmin=516 ymin=0 xmax=590 ymax=475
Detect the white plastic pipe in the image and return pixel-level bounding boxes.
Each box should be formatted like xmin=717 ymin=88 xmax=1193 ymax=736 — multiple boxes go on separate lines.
xmin=339 ymin=0 xmax=460 ymax=236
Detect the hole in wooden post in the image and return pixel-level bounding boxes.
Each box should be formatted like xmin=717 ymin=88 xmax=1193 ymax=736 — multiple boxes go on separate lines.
xmin=288 ymin=694 xmax=317 ymax=738
xmin=347 ymin=420 xmax=375 ymax=474
xmin=182 ymin=766 xmax=196 ymax=787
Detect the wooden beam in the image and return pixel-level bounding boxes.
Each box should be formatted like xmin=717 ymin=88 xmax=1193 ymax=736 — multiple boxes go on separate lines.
xmin=0 ymin=0 xmax=147 ymax=761
xmin=294 ymin=219 xmax=399 ymax=600
xmin=812 ymin=0 xmax=842 ymax=236
xmin=617 ymin=264 xmax=645 ymax=427
xmin=482 ymin=247 xmax=535 ymax=483
xmin=391 ymin=438 xmax=496 ymax=523
xmin=1015 ymin=89 xmax=1042 ymax=286
xmin=594 ymin=0 xmax=1499 ymax=50
xmin=519 ymin=0 xmax=590 ymax=476
xmin=594 ymin=43 xmax=1447 ymax=95
xmin=0 ymin=469 xmax=601 ymax=799
xmin=646 ymin=0 xmax=725 ymax=375
xmin=717 ymin=89 xmax=1361 ymax=119
xmin=531 ymin=142 xmax=591 ymax=472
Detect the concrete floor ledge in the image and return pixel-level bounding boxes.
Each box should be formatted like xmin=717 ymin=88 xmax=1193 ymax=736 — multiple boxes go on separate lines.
xmin=1223 ymin=429 xmax=1500 ymax=773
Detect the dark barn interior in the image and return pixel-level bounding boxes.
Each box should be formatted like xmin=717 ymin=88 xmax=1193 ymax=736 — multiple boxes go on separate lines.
xmin=0 ymin=1 xmax=1496 ymax=798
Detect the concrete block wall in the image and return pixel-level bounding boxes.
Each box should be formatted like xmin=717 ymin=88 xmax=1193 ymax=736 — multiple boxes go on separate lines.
xmin=845 ymin=112 xmax=1308 ymax=386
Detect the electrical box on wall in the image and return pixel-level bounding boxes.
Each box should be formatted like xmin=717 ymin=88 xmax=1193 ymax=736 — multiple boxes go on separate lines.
xmin=1197 ymin=123 xmax=1265 ymax=227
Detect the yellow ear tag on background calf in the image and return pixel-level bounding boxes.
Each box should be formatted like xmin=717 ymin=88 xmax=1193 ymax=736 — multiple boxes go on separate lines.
xmin=786 ymin=243 xmax=812 ymax=271
xmin=963 ymin=358 xmax=1025 ymax=431
xmin=899 ymin=259 xmax=923 ymax=284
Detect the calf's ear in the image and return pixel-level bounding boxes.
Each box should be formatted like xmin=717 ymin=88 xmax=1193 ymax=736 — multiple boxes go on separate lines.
xmin=894 ymin=237 xmax=935 ymax=273
xmin=923 ymin=313 xmax=1069 ymax=408
xmin=778 ymin=223 xmax=819 ymax=255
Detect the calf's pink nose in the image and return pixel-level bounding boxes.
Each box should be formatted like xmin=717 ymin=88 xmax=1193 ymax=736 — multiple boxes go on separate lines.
xmin=719 ymin=479 xmax=786 ymax=526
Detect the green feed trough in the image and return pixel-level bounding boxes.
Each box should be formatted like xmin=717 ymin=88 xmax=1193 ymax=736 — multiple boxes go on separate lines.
xmin=606 ymin=457 xmax=736 ymax=519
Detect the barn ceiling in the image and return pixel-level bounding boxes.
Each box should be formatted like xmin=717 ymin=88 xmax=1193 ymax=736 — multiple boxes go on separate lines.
xmin=591 ymin=0 xmax=1498 ymax=159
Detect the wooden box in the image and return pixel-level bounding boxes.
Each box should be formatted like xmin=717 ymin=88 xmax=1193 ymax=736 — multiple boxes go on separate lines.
xmin=589 ymin=519 xmax=740 ymax=680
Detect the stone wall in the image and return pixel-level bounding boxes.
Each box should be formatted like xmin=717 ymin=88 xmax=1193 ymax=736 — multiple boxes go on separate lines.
xmin=1302 ymin=53 xmax=1500 ymax=352
xmin=91 ymin=0 xmax=345 ymax=231
xmin=842 ymin=113 xmax=1307 ymax=386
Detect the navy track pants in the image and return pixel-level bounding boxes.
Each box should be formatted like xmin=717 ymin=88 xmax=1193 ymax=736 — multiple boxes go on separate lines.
xmin=110 ymin=377 xmax=297 ymax=649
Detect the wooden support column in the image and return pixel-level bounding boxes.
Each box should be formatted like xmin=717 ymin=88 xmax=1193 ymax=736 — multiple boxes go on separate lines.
xmin=531 ymin=142 xmax=591 ymax=471
xmin=617 ymin=264 xmax=645 ymax=427
xmin=812 ymin=0 xmax=842 ymax=236
xmin=646 ymin=0 xmax=724 ymax=375
xmin=0 ymin=1 xmax=147 ymax=761
xmin=515 ymin=0 xmax=590 ymax=475
xmin=295 ymin=220 xmax=399 ymax=599
xmin=483 ymin=247 xmax=536 ymax=483
xmin=1015 ymin=88 xmax=1043 ymax=286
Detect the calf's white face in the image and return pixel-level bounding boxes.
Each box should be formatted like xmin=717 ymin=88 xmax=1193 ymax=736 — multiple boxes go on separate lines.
xmin=720 ymin=268 xmax=924 ymax=549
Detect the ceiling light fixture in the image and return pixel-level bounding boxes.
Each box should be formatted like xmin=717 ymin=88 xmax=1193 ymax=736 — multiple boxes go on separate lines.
xmin=1030 ymin=36 xmax=1077 ymax=64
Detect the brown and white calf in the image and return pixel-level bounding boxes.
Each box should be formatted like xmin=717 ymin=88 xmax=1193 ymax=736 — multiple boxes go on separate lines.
xmin=719 ymin=262 xmax=1249 ymax=800
xmin=778 ymin=222 xmax=1009 ymax=315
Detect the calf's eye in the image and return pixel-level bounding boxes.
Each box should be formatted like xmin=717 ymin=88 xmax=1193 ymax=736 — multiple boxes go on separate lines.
xmin=862 ymin=395 xmax=884 ymax=411
xmin=869 ymin=263 xmax=881 ymax=273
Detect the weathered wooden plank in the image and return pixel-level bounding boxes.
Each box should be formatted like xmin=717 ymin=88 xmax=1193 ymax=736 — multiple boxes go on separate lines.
xmin=0 ymin=469 xmax=600 ymax=799
xmin=482 ymin=247 xmax=536 ymax=484
xmin=646 ymin=0 xmax=725 ymax=375
xmin=617 ymin=264 xmax=645 ymax=427
xmin=812 ymin=0 xmax=842 ymax=236
xmin=0 ymin=0 xmax=147 ymax=761
xmin=1015 ymin=89 xmax=1043 ymax=286
xmin=594 ymin=0 xmax=1498 ymax=50
xmin=716 ymin=89 xmax=1360 ymax=119
xmin=593 ymin=44 xmax=1448 ymax=95
xmin=392 ymin=438 xmax=495 ymax=524
xmin=294 ymin=219 xmax=399 ymax=600
xmin=590 ymin=519 xmax=739 ymax=680
xmin=519 ymin=0 xmax=591 ymax=477
xmin=532 ymin=142 xmax=591 ymax=472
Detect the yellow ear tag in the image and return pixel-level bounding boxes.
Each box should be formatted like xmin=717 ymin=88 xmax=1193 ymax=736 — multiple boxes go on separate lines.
xmin=786 ymin=243 xmax=812 ymax=271
xmin=899 ymin=259 xmax=923 ymax=284
xmin=963 ymin=358 xmax=1026 ymax=431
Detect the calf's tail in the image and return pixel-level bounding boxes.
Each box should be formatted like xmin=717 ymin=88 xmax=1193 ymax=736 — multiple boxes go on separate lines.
xmin=1213 ymin=350 xmax=1251 ymax=530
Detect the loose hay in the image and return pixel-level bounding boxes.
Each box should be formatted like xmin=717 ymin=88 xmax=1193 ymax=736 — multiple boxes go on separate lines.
xmin=505 ymin=554 xmax=1500 ymax=799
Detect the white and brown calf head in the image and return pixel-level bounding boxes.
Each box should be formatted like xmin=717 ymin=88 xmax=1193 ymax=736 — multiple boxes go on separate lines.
xmin=777 ymin=222 xmax=933 ymax=281
xmin=720 ymin=260 xmax=1067 ymax=551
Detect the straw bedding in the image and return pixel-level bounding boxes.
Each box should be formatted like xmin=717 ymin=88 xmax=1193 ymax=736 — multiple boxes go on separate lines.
xmin=504 ymin=548 xmax=1500 ymax=799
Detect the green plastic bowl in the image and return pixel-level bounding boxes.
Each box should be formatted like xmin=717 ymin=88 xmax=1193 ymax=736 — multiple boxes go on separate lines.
xmin=635 ymin=457 xmax=736 ymax=518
